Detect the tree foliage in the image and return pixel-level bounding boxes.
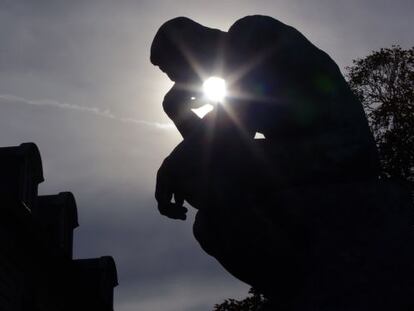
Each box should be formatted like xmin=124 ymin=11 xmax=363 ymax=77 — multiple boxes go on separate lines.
xmin=213 ymin=288 xmax=267 ymax=311
xmin=346 ymin=45 xmax=414 ymax=185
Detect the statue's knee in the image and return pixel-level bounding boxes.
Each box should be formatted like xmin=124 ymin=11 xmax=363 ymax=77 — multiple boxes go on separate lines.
xmin=162 ymin=99 xmax=177 ymax=119
xmin=193 ymin=211 xmax=207 ymax=244
xmin=193 ymin=211 xmax=218 ymax=255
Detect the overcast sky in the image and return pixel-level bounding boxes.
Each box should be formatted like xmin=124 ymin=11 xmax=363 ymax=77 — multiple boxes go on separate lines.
xmin=0 ymin=1 xmax=412 ymax=310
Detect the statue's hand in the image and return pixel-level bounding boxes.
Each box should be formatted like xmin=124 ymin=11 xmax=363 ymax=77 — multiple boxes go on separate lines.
xmin=163 ymin=83 xmax=205 ymax=139
xmin=158 ymin=201 xmax=188 ymax=220
xmin=155 ymin=159 xmax=188 ymax=220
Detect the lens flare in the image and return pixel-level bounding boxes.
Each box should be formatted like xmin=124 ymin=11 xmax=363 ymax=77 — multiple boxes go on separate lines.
xmin=203 ymin=77 xmax=226 ymax=102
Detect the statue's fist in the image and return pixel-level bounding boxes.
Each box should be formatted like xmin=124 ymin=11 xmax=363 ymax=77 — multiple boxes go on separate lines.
xmin=155 ymin=158 xmax=188 ymax=220
xmin=158 ymin=201 xmax=188 ymax=220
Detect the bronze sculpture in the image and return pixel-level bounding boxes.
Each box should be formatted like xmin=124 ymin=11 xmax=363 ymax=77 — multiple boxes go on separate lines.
xmin=151 ymin=15 xmax=414 ymax=310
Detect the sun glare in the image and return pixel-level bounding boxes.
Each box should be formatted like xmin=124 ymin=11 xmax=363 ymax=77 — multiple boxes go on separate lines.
xmin=192 ymin=104 xmax=214 ymax=118
xmin=203 ymin=77 xmax=226 ymax=103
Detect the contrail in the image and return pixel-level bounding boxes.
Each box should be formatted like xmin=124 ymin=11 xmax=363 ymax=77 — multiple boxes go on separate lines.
xmin=0 ymin=94 xmax=174 ymax=130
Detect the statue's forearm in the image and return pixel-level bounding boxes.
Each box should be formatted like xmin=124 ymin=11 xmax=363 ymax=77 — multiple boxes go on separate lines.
xmin=166 ymin=137 xmax=204 ymax=175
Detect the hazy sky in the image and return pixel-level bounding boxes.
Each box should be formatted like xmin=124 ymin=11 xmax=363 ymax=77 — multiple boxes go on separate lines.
xmin=0 ymin=1 xmax=412 ymax=310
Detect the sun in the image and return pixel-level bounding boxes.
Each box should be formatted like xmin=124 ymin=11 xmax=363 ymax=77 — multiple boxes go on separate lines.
xmin=203 ymin=77 xmax=227 ymax=103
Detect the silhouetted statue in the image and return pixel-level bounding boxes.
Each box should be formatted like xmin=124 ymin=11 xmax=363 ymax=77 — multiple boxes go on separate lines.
xmin=151 ymin=16 xmax=414 ymax=310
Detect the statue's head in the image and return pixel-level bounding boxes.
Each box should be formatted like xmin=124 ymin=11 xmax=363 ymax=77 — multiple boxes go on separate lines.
xmin=151 ymin=17 xmax=225 ymax=82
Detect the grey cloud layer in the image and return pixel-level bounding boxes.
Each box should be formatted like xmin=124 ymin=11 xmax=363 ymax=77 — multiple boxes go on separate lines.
xmin=0 ymin=95 xmax=247 ymax=310
xmin=0 ymin=94 xmax=174 ymax=129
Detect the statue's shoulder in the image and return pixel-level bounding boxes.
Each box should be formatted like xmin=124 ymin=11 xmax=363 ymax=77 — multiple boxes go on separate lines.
xmin=228 ymin=15 xmax=291 ymax=36
xmin=226 ymin=15 xmax=310 ymax=54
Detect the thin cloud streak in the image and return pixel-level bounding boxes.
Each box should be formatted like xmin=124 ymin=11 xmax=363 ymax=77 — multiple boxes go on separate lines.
xmin=0 ymin=94 xmax=174 ymax=130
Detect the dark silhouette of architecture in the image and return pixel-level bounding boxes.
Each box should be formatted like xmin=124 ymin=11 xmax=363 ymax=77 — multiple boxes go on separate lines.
xmin=151 ymin=16 xmax=414 ymax=310
xmin=0 ymin=143 xmax=118 ymax=311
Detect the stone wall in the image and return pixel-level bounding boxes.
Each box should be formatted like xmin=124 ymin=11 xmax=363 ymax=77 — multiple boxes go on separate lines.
xmin=0 ymin=143 xmax=118 ymax=311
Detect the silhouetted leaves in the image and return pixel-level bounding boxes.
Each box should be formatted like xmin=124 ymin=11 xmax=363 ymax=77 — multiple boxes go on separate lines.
xmin=213 ymin=288 xmax=267 ymax=311
xmin=346 ymin=45 xmax=414 ymax=186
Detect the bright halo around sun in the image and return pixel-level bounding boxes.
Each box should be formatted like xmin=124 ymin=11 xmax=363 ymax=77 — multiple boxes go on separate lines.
xmin=203 ymin=77 xmax=227 ymax=103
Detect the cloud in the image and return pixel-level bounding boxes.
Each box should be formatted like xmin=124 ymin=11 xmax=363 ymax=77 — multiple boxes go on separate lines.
xmin=0 ymin=92 xmax=236 ymax=310
xmin=116 ymin=274 xmax=248 ymax=311
xmin=0 ymin=94 xmax=174 ymax=129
